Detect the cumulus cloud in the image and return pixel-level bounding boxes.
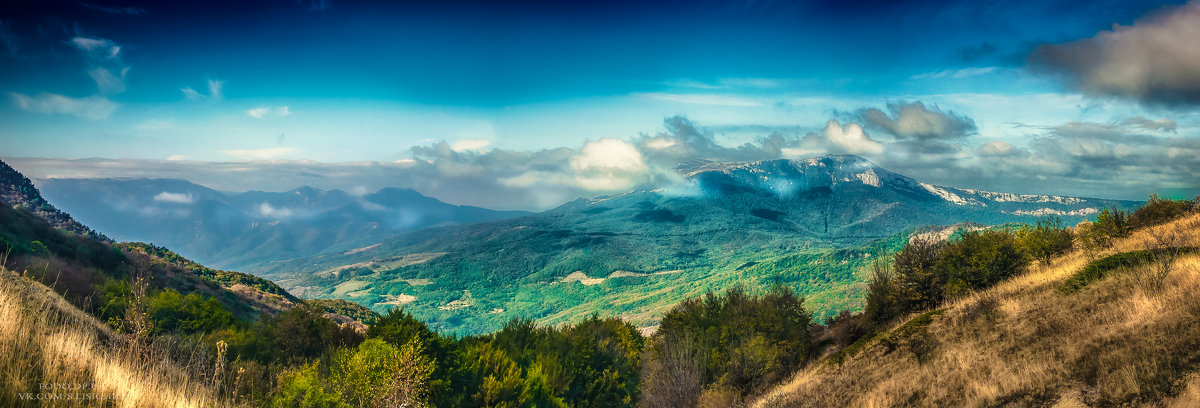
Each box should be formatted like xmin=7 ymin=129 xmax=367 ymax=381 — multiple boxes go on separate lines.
xmin=153 ymin=192 xmax=194 ymax=204
xmin=182 ymin=79 xmax=223 ymax=101
xmin=1029 ymin=1 xmax=1200 ymax=106
xmin=247 ymin=106 xmax=290 ymax=118
xmin=856 ymin=101 xmax=977 ymax=140
xmin=633 ymin=116 xmax=798 ymax=165
xmin=450 ymin=139 xmax=492 ymax=152
xmin=570 ymin=138 xmax=649 ymax=191
xmin=221 ymin=147 xmax=300 ymax=160
xmin=9 ymin=92 xmax=116 ymax=119
xmin=816 ymin=120 xmax=884 ymax=155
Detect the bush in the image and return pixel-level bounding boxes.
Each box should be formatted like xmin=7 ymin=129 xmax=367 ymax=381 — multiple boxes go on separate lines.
xmin=271 ymin=362 xmax=346 ymax=408
xmin=229 ymin=305 xmax=363 ymax=365
xmin=147 ymin=289 xmax=235 ymax=335
xmin=1129 ymin=194 xmax=1197 ymax=229
xmin=1090 ymin=206 xmax=1131 ymax=245
xmin=1019 ymin=216 xmax=1074 ymax=266
xmin=937 ymin=230 xmax=1029 ymax=298
xmin=330 ymin=338 xmax=434 ymax=408
xmin=643 ymin=286 xmax=811 ymax=403
xmin=892 ymin=237 xmax=945 ymax=313
xmin=863 ymin=260 xmax=897 ymax=326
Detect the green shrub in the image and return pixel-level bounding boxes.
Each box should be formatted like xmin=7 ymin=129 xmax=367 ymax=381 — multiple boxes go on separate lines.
xmin=271 ymin=362 xmax=346 ymax=408
xmin=147 ymin=289 xmax=235 ymax=335
xmin=1129 ymin=194 xmax=1197 ymax=229
xmin=1018 ymin=216 xmax=1074 ymax=265
xmin=892 ymin=237 xmax=946 ymax=313
xmin=229 ymin=305 xmax=363 ymax=365
xmin=1059 ymin=247 xmax=1200 ymax=294
xmin=937 ymin=230 xmax=1029 ymax=298
xmin=644 ymin=286 xmax=811 ymax=403
xmin=330 ymin=338 xmax=434 ymax=408
xmin=863 ymin=260 xmax=897 ymax=326
xmin=1090 ymin=206 xmax=1131 ymax=244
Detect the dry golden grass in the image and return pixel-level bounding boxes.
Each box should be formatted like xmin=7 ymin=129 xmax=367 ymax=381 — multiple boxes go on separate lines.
xmin=0 ymin=268 xmax=223 ymax=407
xmin=754 ymin=213 xmax=1200 ymax=407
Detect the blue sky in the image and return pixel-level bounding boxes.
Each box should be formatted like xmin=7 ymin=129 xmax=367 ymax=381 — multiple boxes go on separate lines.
xmin=2 ymin=0 xmax=1199 ymax=209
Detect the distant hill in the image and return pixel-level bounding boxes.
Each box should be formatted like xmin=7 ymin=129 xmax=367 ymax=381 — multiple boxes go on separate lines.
xmin=34 ymin=178 xmax=530 ymax=271
xmin=0 ymin=159 xmax=107 ymax=241
xmin=263 ymin=155 xmax=1140 ymax=335
xmin=0 ymin=158 xmax=375 ymax=325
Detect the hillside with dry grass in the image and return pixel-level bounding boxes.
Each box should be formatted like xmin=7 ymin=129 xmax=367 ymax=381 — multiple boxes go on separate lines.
xmin=754 ymin=213 xmax=1200 ymax=407
xmin=0 ymin=267 xmax=222 ymax=407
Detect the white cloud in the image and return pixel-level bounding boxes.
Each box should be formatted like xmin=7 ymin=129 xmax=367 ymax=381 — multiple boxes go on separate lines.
xmin=165 ymin=155 xmax=190 ymax=161
xmin=258 ymin=202 xmax=293 ymax=218
xmin=247 ymin=106 xmax=291 ymax=119
xmin=182 ymin=79 xmax=223 ymax=101
xmin=88 ymin=67 xmax=129 ymax=94
xmin=221 ymin=147 xmax=301 ymax=160
xmin=571 ymin=138 xmax=647 ymax=172
xmin=246 ymin=107 xmax=268 ymax=118
xmin=153 ymin=192 xmax=194 ymax=204
xmin=570 ymin=138 xmax=649 ymax=191
xmin=450 ymin=139 xmax=492 ymax=152
xmin=9 ymin=92 xmax=116 ymax=119
xmin=70 ymin=37 xmax=120 ymax=59
xmin=822 ymin=120 xmax=883 ymax=155
xmin=643 ymin=137 xmax=678 ymax=150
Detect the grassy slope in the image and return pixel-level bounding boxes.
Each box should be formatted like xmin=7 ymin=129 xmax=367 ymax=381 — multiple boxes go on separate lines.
xmin=286 ymin=227 xmax=912 ymax=336
xmin=754 ymin=213 xmax=1200 ymax=407
xmin=0 ymin=268 xmax=220 ymax=407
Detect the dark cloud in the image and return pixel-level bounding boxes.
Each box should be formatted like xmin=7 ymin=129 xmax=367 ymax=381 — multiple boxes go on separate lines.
xmin=1029 ymin=1 xmax=1200 ymax=106
xmin=855 ymin=101 xmax=977 ymax=140
xmin=1048 ymin=118 xmax=1177 ymax=145
xmin=633 ymin=116 xmax=804 ymax=165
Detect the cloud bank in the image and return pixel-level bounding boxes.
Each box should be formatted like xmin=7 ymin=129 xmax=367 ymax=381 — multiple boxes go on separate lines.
xmin=9 ymin=108 xmax=1197 ymax=210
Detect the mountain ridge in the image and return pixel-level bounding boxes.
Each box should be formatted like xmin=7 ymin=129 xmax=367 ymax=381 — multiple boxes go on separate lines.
xmin=261 ymin=154 xmax=1140 ymax=334
xmin=34 ymin=178 xmax=531 ymax=271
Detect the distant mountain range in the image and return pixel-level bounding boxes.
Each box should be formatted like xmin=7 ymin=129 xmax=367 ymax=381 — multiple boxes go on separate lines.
xmin=34 ymin=178 xmax=530 ymax=271
xmin=250 ymin=155 xmax=1140 ymax=334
